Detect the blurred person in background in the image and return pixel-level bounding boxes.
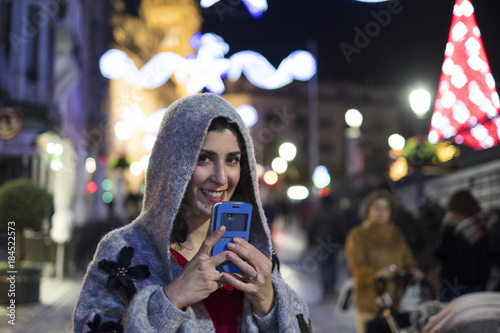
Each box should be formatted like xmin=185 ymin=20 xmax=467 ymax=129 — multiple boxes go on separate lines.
xmin=307 ymin=194 xmax=346 ymax=302
xmin=486 ymin=207 xmax=500 ymax=291
xmin=414 ymin=198 xmax=444 ymax=297
xmin=435 ymin=190 xmax=490 ymax=301
xmin=345 ymin=189 xmax=424 ymax=333
xmin=339 ymin=196 xmax=361 ymax=236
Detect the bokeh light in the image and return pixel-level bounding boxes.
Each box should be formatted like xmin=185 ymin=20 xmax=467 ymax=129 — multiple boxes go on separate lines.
xmin=85 ymin=158 xmax=97 ymax=174
xmin=102 ymin=192 xmax=113 ymax=203
xmin=388 ymin=134 xmax=406 ymax=151
xmin=87 ymin=181 xmax=98 ymax=194
xmin=279 ymin=142 xmax=297 ymax=161
xmin=389 ymin=157 xmax=408 ymax=182
xmin=287 ymin=185 xmax=309 ymax=200
xmin=237 ymin=104 xmax=259 ymax=127
xmin=313 ymin=165 xmax=331 ymax=188
xmin=263 ymin=170 xmax=279 ymax=185
xmin=130 ymin=162 xmax=143 ymax=176
xmin=101 ymin=179 xmax=113 ymax=191
xmin=115 ymin=120 xmax=134 ymax=140
xmin=271 ymin=157 xmax=288 ymax=174
xmin=345 ymin=109 xmax=363 ymax=128
xmin=50 ymin=158 xmax=63 ymax=171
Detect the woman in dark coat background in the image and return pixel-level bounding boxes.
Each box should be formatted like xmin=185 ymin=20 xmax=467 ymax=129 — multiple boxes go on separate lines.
xmin=435 ymin=190 xmax=490 ymax=302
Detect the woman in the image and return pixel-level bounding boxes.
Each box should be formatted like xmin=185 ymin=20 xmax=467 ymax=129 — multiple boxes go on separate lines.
xmin=74 ymin=94 xmax=311 ymax=332
xmin=345 ymin=189 xmax=423 ymax=333
xmin=435 ymin=190 xmax=490 ymax=302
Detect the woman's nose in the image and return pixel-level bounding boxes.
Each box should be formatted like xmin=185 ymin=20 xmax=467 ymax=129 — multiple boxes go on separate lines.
xmin=210 ymin=163 xmax=227 ymax=185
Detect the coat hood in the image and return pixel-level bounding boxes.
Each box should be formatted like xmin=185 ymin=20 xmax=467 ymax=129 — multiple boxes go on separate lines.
xmin=134 ymin=93 xmax=272 ymax=271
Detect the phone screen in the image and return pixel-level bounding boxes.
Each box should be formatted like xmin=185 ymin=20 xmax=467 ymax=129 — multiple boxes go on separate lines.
xmin=220 ymin=213 xmax=248 ymax=231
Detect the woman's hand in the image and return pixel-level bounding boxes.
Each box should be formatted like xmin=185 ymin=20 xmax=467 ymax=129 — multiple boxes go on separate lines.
xmin=222 ymin=237 xmax=274 ymax=317
xmin=163 ymin=226 xmax=229 ymax=309
xmin=375 ymin=267 xmax=394 ymax=280
xmin=410 ymin=267 xmax=425 ymax=282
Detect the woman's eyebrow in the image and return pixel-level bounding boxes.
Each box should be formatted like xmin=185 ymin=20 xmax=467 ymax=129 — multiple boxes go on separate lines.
xmin=200 ymin=149 xmax=215 ymax=155
xmin=200 ymin=149 xmax=241 ymax=156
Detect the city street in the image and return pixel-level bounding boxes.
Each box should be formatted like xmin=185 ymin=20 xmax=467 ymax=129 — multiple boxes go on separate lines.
xmin=0 ymin=218 xmax=357 ymax=333
xmin=2 ymin=0 xmax=500 ymax=332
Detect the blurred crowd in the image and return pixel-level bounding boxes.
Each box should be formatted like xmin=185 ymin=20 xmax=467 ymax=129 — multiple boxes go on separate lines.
xmin=295 ymin=188 xmax=499 ymax=333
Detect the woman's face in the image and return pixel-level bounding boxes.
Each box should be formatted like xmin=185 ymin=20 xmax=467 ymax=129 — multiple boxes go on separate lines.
xmin=183 ymin=129 xmax=241 ymax=220
xmin=368 ymin=198 xmax=391 ymax=224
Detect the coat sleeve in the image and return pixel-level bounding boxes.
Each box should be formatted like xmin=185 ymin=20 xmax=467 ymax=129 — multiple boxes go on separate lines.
xmin=345 ymin=230 xmax=376 ymax=288
xmin=73 ymin=232 xmax=195 ymax=333
xmin=241 ymin=274 xmax=312 ymax=333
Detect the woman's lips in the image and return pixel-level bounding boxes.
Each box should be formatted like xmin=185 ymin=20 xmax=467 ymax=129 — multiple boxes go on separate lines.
xmin=201 ymin=189 xmax=226 ymax=202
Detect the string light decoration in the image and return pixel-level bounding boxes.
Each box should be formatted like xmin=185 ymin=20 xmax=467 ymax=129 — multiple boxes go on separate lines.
xmin=200 ymin=0 xmax=268 ymax=18
xmin=429 ymin=0 xmax=500 ymax=150
xmin=99 ymin=33 xmax=316 ymax=95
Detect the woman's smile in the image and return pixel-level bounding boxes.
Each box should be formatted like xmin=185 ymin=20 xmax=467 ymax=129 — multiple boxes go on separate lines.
xmin=200 ymin=189 xmax=226 ymax=202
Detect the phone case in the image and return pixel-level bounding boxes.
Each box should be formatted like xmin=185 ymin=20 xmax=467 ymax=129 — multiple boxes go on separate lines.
xmin=210 ymin=202 xmax=252 ymax=273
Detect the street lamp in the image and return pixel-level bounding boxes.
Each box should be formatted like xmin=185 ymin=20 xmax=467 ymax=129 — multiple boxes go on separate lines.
xmin=345 ymin=109 xmax=364 ymax=180
xmin=409 ymin=90 xmax=431 ymax=119
xmin=409 ymin=89 xmax=431 ymax=211
xmin=345 ymin=109 xmax=363 ymax=137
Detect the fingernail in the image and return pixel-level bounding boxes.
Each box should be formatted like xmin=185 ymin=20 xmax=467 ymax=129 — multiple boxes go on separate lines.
xmin=228 ymin=252 xmax=236 ymax=260
xmin=219 ymin=225 xmax=226 ymax=232
xmin=227 ymin=242 xmax=235 ymax=249
xmin=233 ymin=237 xmax=240 ymax=243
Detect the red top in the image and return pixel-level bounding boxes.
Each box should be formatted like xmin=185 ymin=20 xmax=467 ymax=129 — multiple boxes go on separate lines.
xmin=170 ymin=248 xmax=244 ymax=333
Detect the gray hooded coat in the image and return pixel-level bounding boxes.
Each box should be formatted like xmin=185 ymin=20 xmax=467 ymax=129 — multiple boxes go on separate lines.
xmin=73 ymin=93 xmax=311 ymax=332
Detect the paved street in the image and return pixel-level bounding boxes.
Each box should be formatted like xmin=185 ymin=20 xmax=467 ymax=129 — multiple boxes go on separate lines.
xmin=0 ymin=219 xmax=357 ymax=332
xmin=0 ymin=276 xmax=81 ymax=333
xmin=272 ymin=219 xmax=357 ymax=333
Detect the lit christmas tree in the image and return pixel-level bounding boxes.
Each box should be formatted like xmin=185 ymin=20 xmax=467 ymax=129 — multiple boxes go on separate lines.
xmin=429 ymin=0 xmax=500 ymax=150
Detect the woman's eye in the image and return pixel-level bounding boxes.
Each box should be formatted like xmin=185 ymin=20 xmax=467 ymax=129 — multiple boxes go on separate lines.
xmin=198 ymin=155 xmax=211 ymax=164
xmin=227 ymin=157 xmax=240 ymax=165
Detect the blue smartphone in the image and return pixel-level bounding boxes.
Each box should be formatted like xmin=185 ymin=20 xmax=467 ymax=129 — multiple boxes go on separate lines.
xmin=210 ymin=202 xmax=252 ymax=273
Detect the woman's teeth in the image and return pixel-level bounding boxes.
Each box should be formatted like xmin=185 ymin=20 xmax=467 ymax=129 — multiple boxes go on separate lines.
xmin=201 ymin=190 xmax=223 ymax=198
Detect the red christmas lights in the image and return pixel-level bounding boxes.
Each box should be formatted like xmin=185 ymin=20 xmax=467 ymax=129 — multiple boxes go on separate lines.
xmin=429 ymin=0 xmax=500 ymax=150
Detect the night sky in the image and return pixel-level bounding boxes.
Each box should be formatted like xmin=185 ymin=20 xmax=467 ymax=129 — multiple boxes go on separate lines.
xmin=202 ymin=0 xmax=500 ymax=93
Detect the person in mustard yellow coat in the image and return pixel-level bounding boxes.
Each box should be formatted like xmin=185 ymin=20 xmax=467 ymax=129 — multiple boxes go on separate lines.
xmin=345 ymin=189 xmax=424 ymax=333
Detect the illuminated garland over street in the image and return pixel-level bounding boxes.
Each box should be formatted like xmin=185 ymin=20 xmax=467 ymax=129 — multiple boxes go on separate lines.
xmin=200 ymin=0 xmax=268 ymax=18
xmin=99 ymin=33 xmax=316 ymax=95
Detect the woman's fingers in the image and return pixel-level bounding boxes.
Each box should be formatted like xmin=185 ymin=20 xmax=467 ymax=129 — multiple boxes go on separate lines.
xmin=197 ymin=225 xmax=226 ymax=257
xmin=227 ymin=238 xmax=269 ymax=271
xmin=225 ymin=251 xmax=258 ymax=281
xmin=223 ymin=238 xmax=271 ymax=286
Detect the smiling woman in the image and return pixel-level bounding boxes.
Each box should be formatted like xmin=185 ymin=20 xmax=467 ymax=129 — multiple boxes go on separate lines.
xmin=173 ymin=119 xmax=243 ymax=250
xmin=74 ymin=93 xmax=311 ymax=333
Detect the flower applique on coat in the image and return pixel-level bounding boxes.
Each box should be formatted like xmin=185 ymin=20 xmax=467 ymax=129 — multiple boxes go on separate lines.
xmin=98 ymin=246 xmax=151 ymax=305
